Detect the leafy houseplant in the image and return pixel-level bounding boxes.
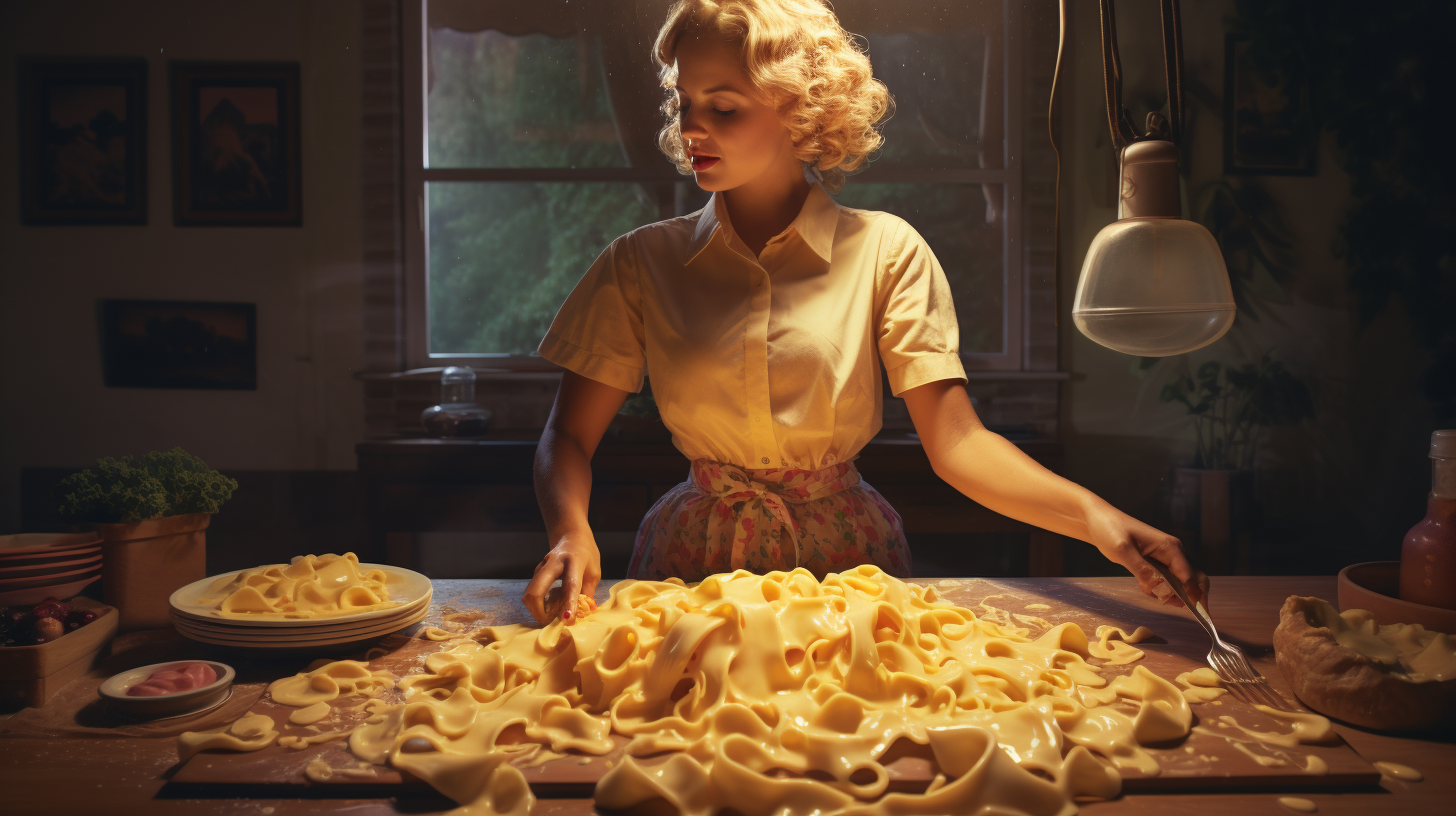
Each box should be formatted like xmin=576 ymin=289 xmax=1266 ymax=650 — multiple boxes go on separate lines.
xmin=58 ymin=448 xmax=237 ymax=632
xmin=609 ymin=376 xmax=670 ymax=443
xmin=1229 ymin=0 xmax=1456 ymax=424
xmin=1160 ymin=356 xmax=1313 ymax=574
xmin=1160 ymin=356 xmax=1315 ymax=471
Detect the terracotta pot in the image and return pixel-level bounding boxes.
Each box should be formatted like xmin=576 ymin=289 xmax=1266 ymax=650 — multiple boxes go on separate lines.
xmin=94 ymin=513 xmax=210 ymax=632
xmin=1171 ymin=468 xmax=1256 ymax=575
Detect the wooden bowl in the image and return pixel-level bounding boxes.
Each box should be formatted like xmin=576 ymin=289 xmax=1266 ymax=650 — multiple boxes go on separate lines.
xmin=1337 ymin=561 xmax=1456 ymax=634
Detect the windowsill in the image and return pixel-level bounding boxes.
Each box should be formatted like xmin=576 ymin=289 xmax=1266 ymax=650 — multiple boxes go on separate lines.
xmin=362 ymin=426 xmax=1053 ymax=446
xmin=360 ymin=366 xmax=1065 ymax=442
xmin=357 ymin=366 xmax=1071 ymax=383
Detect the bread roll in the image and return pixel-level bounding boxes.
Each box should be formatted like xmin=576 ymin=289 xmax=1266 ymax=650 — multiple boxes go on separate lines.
xmin=1273 ymin=595 xmax=1456 ymax=732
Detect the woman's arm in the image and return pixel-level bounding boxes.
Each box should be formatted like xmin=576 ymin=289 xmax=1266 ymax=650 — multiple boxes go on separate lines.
xmin=523 ymin=370 xmax=630 ymax=624
xmin=900 ymin=379 xmax=1210 ymax=608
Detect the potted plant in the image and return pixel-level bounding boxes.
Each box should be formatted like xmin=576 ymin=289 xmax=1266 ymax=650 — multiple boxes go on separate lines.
xmin=1161 ymin=355 xmax=1314 ymax=574
xmin=57 ymin=448 xmax=238 ymax=632
xmin=608 ymin=376 xmax=670 ymax=443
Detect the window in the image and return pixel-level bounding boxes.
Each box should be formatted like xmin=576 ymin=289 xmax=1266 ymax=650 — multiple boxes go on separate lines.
xmin=403 ymin=0 xmax=1027 ymax=371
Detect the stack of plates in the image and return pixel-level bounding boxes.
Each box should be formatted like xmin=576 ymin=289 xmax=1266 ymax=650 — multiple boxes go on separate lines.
xmin=167 ymin=564 xmax=433 ymax=650
xmin=0 ymin=533 xmax=104 ymax=606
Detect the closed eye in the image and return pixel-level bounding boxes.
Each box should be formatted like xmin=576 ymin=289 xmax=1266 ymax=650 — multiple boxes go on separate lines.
xmin=679 ymin=102 xmax=736 ymax=118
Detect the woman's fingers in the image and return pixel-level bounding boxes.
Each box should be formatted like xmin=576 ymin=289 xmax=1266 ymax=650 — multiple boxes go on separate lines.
xmin=1195 ymin=572 xmax=1212 ymax=611
xmin=561 ymin=557 xmax=583 ymax=621
xmin=1111 ymin=541 xmax=1185 ymax=607
xmin=1086 ymin=501 xmax=1207 ymax=610
xmin=1141 ymin=536 xmax=1199 ymax=606
xmin=1143 ymin=534 xmax=1210 ymax=609
xmin=522 ymin=554 xmax=563 ymax=625
xmin=582 ymin=567 xmax=601 ymax=607
xmin=1111 ymin=541 xmax=1168 ymax=599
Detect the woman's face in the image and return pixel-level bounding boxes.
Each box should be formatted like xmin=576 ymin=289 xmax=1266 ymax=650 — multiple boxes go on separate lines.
xmin=673 ymin=31 xmax=796 ymax=192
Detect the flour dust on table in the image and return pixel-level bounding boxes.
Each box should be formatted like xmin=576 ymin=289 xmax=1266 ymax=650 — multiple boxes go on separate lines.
xmin=179 ymin=564 xmax=1340 ymax=816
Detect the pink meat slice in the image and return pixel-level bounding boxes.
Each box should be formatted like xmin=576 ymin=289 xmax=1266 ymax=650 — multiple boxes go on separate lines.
xmin=127 ymin=662 xmax=218 ymax=696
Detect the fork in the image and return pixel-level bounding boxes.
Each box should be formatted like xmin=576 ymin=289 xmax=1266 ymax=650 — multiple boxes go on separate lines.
xmin=1144 ymin=556 xmax=1299 ymax=712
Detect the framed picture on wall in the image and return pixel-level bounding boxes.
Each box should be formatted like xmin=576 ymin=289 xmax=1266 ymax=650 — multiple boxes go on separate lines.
xmin=1223 ymin=34 xmax=1318 ymax=176
xmin=100 ymin=299 xmax=257 ymax=390
xmin=170 ymin=61 xmax=302 ymax=226
xmin=17 ymin=57 xmax=148 ymax=225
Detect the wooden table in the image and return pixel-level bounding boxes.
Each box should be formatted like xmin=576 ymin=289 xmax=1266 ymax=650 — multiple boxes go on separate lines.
xmin=2 ymin=575 xmax=1450 ymax=815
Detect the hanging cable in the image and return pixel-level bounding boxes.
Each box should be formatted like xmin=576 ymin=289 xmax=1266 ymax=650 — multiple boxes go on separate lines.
xmin=1058 ymin=0 xmax=1189 ymax=334
xmin=1159 ymin=0 xmax=1185 ymax=144
xmin=1050 ymin=0 xmax=1068 ymax=329
xmin=1098 ymin=0 xmax=1186 ymax=148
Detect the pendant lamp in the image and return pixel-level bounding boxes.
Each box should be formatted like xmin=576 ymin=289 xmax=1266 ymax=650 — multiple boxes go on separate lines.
xmin=1052 ymin=0 xmax=1235 ymax=357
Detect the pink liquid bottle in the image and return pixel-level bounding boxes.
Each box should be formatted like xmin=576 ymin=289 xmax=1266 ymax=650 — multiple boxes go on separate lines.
xmin=1400 ymin=429 xmax=1456 ymax=609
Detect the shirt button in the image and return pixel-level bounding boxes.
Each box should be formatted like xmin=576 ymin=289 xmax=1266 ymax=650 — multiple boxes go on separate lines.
xmin=761 ymin=457 xmax=770 ymax=464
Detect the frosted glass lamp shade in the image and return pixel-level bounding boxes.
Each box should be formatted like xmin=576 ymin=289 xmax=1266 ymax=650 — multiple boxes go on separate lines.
xmin=1072 ymin=217 xmax=1235 ymax=357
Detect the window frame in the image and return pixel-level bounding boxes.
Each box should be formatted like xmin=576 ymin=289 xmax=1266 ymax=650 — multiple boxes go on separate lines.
xmin=401 ymin=0 xmax=1026 ymax=373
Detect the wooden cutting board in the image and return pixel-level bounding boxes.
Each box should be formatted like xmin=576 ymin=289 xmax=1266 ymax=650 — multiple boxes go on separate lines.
xmin=168 ymin=578 xmax=1381 ymax=797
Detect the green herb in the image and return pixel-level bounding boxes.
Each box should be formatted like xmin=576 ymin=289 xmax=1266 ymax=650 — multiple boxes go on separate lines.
xmin=57 ymin=447 xmax=238 ymax=524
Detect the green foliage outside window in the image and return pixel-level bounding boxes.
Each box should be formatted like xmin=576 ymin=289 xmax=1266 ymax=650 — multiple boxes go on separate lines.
xmin=422 ymin=24 xmax=1009 ymax=358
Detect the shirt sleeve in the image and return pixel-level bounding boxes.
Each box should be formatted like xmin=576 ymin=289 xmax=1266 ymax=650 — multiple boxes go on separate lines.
xmin=536 ymin=231 xmax=647 ymax=393
xmin=876 ymin=218 xmax=969 ymax=397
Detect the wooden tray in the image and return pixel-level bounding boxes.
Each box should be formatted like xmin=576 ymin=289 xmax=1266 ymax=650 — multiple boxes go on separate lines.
xmin=170 ymin=579 xmax=1382 ymax=797
xmin=0 ymin=596 xmax=118 ymax=708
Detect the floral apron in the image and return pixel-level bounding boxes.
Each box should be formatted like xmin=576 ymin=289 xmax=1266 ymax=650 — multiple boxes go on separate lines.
xmin=626 ymin=457 xmax=913 ymax=583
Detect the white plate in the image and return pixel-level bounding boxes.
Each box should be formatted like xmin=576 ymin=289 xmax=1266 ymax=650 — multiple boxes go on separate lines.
xmin=0 ymin=563 xmax=100 ymax=590
xmin=171 ymin=605 xmax=429 ymax=644
xmin=0 ymin=552 xmax=103 ymax=579
xmin=0 ymin=545 xmax=101 ymax=564
xmin=172 ymin=609 xmax=427 ymax=649
xmin=168 ymin=563 xmax=432 ymax=627
xmin=170 ymin=591 xmax=431 ymax=637
xmin=98 ymin=660 xmax=235 ymax=718
xmin=169 ymin=585 xmax=431 ymax=631
xmin=0 ymin=533 xmax=102 ymax=556
xmin=0 ymin=574 xmax=101 ymax=607
xmin=120 ymin=686 xmax=234 ymax=722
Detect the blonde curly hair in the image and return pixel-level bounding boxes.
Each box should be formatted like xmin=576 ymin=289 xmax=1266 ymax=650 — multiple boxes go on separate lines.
xmin=653 ymin=0 xmax=893 ymax=194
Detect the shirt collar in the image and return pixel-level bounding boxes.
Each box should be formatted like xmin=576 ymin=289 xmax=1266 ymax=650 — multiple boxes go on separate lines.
xmin=685 ymin=181 xmax=838 ymax=266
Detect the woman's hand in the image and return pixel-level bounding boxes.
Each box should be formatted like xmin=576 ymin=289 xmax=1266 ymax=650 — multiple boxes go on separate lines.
xmin=1083 ymin=497 xmax=1210 ymax=610
xmin=522 ymin=531 xmax=602 ymax=625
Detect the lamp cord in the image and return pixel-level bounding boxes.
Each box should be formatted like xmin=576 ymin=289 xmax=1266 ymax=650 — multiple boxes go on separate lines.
xmin=1052 ymin=0 xmax=1186 ymax=334
xmin=1050 ymin=0 xmax=1068 ymax=330
xmin=1098 ymin=0 xmax=1186 ymax=149
xmin=1160 ymin=0 xmax=1185 ymax=146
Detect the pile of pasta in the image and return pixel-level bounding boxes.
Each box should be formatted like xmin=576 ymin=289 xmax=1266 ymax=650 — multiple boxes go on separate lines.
xmin=190 ymin=552 xmax=398 ymax=619
xmin=183 ymin=564 xmax=1329 ymax=815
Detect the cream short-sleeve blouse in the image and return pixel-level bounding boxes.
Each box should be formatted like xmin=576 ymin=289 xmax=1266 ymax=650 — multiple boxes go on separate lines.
xmin=536 ymin=181 xmax=968 ymax=471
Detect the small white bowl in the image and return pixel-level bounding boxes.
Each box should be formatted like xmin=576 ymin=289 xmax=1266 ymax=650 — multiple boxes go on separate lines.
xmin=98 ymin=660 xmax=235 ymax=718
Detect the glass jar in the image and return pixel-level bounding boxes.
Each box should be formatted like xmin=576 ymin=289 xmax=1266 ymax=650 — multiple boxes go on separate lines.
xmin=420 ymin=366 xmax=493 ymax=438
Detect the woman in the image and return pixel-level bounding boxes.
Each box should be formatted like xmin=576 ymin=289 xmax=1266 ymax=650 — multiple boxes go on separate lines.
xmin=523 ymin=0 xmax=1209 ymax=625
